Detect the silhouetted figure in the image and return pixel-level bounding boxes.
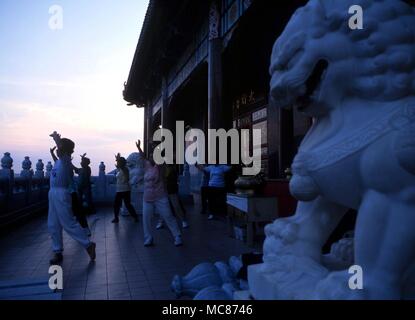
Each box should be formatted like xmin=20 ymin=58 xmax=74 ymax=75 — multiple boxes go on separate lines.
xmin=200 ymin=171 xmax=210 ymax=215
xmin=48 ymin=131 xmax=96 ymax=265
xmin=136 ymin=140 xmax=183 ymax=247
xmin=112 ymin=153 xmax=138 ymax=223
xmin=73 ymin=153 xmax=94 ymax=236
xmin=157 ymin=163 xmax=189 ymax=230
xmin=196 ymin=164 xmax=231 ymax=220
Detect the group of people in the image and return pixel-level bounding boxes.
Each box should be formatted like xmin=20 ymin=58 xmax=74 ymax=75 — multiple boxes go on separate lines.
xmin=112 ymin=140 xmax=186 ymax=247
xmin=47 ymin=131 xmax=234 ymax=264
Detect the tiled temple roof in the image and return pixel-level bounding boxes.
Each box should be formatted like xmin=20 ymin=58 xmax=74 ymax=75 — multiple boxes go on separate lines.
xmin=123 ymin=0 xmax=209 ymax=107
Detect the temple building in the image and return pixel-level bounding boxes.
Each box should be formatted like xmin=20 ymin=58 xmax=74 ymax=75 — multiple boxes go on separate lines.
xmin=123 ymin=0 xmax=308 ymax=206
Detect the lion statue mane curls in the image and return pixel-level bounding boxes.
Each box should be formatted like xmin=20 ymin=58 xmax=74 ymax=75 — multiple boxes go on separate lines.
xmin=248 ymin=0 xmax=415 ymax=300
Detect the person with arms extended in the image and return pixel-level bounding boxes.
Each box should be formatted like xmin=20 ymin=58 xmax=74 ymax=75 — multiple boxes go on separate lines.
xmin=50 ymin=147 xmax=90 ymax=237
xmin=48 ymin=131 xmax=96 ymax=265
xmin=136 ymin=140 xmax=183 ymax=247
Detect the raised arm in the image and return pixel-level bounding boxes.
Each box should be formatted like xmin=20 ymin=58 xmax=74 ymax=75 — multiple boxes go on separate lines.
xmin=50 ymin=146 xmax=58 ymax=162
xmin=135 ymin=139 xmax=151 ymax=163
xmin=135 ymin=139 xmax=144 ymax=154
xmin=49 ymin=131 xmax=62 ymax=148
xmin=72 ymin=164 xmax=81 ymax=174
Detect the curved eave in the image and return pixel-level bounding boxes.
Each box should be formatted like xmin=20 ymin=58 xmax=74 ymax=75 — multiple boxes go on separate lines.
xmin=123 ymin=0 xmax=159 ymax=106
xmin=123 ymin=0 xmax=208 ymax=107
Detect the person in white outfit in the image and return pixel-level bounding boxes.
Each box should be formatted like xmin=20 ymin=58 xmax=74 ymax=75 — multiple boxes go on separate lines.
xmin=135 ymin=140 xmax=183 ymax=247
xmin=48 ymin=131 xmax=96 ymax=265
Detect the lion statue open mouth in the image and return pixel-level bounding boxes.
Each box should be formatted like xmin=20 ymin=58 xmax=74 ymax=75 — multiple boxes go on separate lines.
xmin=249 ymin=0 xmax=415 ymax=299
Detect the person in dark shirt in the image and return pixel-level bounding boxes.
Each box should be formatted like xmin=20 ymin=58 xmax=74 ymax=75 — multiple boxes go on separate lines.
xmin=165 ymin=163 xmax=189 ymax=229
xmin=72 ymin=154 xmax=94 ymax=236
xmin=196 ymin=164 xmax=231 ymax=220
xmin=200 ymin=170 xmax=210 ymax=215
xmin=75 ymin=154 xmax=95 ymax=215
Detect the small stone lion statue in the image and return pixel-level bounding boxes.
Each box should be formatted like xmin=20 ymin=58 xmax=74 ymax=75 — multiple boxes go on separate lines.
xmin=249 ymin=0 xmax=415 ymax=300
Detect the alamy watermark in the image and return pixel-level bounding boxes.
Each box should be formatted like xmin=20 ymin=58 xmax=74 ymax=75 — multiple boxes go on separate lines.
xmin=152 ymin=121 xmax=262 ymax=176
xmin=348 ymin=265 xmax=363 ymax=290
xmin=48 ymin=5 xmax=63 ymax=30
xmin=349 ymin=5 xmax=363 ymax=30
xmin=48 ymin=265 xmax=63 ymax=290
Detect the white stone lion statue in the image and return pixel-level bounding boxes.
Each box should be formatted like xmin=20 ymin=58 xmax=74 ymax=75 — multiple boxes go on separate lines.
xmin=249 ymin=0 xmax=415 ymax=299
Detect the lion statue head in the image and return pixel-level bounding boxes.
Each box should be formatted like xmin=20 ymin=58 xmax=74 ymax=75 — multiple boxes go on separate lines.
xmin=270 ymin=0 xmax=415 ymax=118
xmin=126 ymin=152 xmax=145 ymax=191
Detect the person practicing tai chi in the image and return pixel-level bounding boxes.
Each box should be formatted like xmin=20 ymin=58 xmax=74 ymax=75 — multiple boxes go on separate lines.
xmin=196 ymin=163 xmax=231 ymax=220
xmin=48 ymin=131 xmax=96 ymax=265
xmin=136 ymin=140 xmax=183 ymax=247
xmin=50 ymin=148 xmax=91 ymax=237
xmin=112 ymin=153 xmax=139 ymax=223
xmin=156 ymin=161 xmax=189 ymax=230
xmin=74 ymin=154 xmax=95 ymax=215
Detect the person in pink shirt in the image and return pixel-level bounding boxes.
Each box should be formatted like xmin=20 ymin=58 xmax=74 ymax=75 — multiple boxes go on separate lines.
xmin=135 ymin=140 xmax=183 ymax=247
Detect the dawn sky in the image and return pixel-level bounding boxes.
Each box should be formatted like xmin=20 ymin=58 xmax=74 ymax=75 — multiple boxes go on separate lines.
xmin=0 ymin=0 xmax=148 ymax=174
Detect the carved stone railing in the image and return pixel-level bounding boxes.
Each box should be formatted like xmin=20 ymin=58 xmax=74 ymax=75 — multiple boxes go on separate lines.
xmin=0 ymin=153 xmax=50 ymax=228
xmin=0 ymin=153 xmax=117 ymax=228
xmin=86 ymin=161 xmax=117 ymax=204
xmin=0 ymin=151 xmax=193 ymax=227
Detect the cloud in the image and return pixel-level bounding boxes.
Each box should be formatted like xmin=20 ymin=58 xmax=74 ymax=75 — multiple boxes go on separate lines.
xmin=0 ymin=78 xmax=80 ymax=88
xmin=0 ymin=88 xmax=144 ymax=175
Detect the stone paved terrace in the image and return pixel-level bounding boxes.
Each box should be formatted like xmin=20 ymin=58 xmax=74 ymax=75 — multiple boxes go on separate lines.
xmin=0 ymin=205 xmax=253 ymax=300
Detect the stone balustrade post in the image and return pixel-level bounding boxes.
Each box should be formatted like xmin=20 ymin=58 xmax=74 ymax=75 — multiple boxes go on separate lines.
xmin=97 ymin=161 xmax=107 ymax=200
xmin=45 ymin=161 xmax=53 ymax=179
xmin=20 ymin=156 xmax=33 ymax=203
xmin=0 ymin=152 xmax=15 ymax=198
xmin=34 ymin=159 xmax=45 ymax=179
xmin=20 ymin=156 xmax=33 ymax=179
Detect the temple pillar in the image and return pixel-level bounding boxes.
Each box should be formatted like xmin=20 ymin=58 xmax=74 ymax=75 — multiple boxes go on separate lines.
xmin=278 ymin=109 xmax=294 ymax=176
xmin=267 ymin=103 xmax=280 ymax=178
xmin=207 ymin=0 xmax=223 ymax=131
xmin=144 ymin=104 xmax=148 ymax=155
xmin=161 ymin=77 xmax=168 ymax=130
xmin=145 ymin=99 xmax=153 ymax=156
